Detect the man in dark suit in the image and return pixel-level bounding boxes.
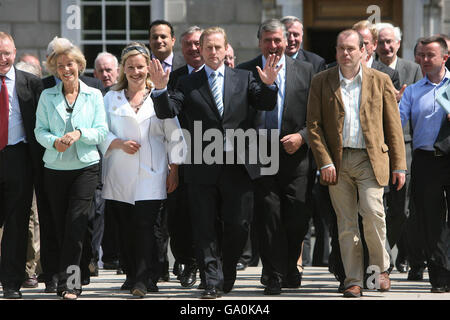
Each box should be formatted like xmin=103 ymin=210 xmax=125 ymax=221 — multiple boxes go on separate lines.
xmin=149 ymin=20 xmax=185 ymax=73
xmin=0 ymin=32 xmax=45 ymax=299
xmin=237 ymin=19 xmax=314 ymax=295
xmin=376 ymin=22 xmax=424 ymax=276
xmin=149 ymin=19 xmax=186 ymax=282
xmin=149 ymin=26 xmax=280 ymax=299
xmin=166 ymin=26 xmax=204 ymax=288
xmin=280 ymin=16 xmax=326 ymax=74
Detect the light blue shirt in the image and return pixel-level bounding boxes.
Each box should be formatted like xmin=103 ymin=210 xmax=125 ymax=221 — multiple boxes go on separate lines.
xmin=2 ymin=66 xmax=27 ymax=145
xmin=339 ymin=66 xmax=365 ymax=148
xmin=399 ymin=69 xmax=450 ymax=151
xmin=254 ymin=55 xmax=285 ymax=131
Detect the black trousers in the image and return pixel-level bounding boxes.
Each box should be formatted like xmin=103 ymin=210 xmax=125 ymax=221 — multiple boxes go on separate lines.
xmin=44 ymin=164 xmax=99 ymax=293
xmin=187 ymin=165 xmax=253 ymax=290
xmin=254 ymin=173 xmax=311 ymax=282
xmin=411 ymin=149 xmax=450 ymax=287
xmin=167 ymin=177 xmax=196 ymax=266
xmin=0 ymin=143 xmax=33 ymax=289
xmin=101 ymin=199 xmax=120 ymax=265
xmin=107 ymin=199 xmax=161 ymax=287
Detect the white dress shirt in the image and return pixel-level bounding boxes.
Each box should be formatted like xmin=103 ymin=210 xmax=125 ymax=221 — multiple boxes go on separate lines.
xmin=339 ymin=66 xmax=365 ymax=149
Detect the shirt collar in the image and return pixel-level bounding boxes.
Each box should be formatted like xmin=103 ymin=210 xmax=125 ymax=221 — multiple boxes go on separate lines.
xmin=204 ymin=63 xmax=225 ymax=78
xmin=388 ymin=56 xmax=398 ymax=70
xmin=187 ymin=64 xmax=205 ymax=74
xmin=422 ymin=68 xmax=450 ymax=86
xmin=366 ymin=55 xmax=374 ymax=68
xmin=2 ymin=65 xmax=15 ymax=80
xmin=152 ymin=52 xmax=174 ymax=68
xmin=291 ymin=50 xmax=299 ymax=60
xmin=339 ymin=64 xmax=363 ymax=85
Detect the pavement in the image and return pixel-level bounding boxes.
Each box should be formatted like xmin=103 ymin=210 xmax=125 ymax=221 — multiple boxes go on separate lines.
xmin=9 ymin=266 xmax=450 ymax=300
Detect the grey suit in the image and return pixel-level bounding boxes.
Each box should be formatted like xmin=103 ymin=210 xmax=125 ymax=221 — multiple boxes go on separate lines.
xmin=395 ymin=57 xmax=423 ymax=87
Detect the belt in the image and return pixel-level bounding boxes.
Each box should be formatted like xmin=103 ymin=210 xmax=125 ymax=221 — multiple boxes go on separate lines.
xmin=415 ymin=149 xmax=445 ymax=157
xmin=343 ymin=147 xmax=365 ymax=151
xmin=0 ymin=141 xmax=27 ymax=153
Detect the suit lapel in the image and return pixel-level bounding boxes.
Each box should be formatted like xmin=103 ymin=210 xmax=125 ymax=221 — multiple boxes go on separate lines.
xmin=328 ymin=67 xmax=345 ymax=114
xmin=223 ymin=66 xmax=236 ymax=120
xmin=15 ymin=70 xmax=28 ymax=115
xmin=197 ymin=69 xmax=222 ymax=120
xmin=281 ymin=56 xmax=294 ymax=127
xmin=360 ymin=66 xmax=372 ymax=123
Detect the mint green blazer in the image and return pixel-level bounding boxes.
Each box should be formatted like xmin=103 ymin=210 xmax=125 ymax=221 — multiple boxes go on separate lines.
xmin=35 ymin=80 xmax=108 ymax=168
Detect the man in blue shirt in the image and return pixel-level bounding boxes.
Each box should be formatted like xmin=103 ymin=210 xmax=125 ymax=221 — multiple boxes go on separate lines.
xmin=399 ymin=35 xmax=450 ymax=293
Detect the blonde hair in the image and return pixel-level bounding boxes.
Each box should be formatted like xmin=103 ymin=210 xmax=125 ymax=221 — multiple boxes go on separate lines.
xmin=113 ymin=42 xmax=153 ymax=91
xmin=45 ymin=37 xmax=86 ymax=77
xmin=0 ymin=31 xmax=15 ymax=45
xmin=200 ymin=27 xmax=228 ymax=47
xmin=352 ymin=20 xmax=378 ymax=44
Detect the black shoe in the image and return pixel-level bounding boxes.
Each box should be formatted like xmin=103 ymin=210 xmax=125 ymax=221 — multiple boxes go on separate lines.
xmin=260 ymin=274 xmax=269 ymax=286
xmin=116 ymin=268 xmax=124 ymax=275
xmin=147 ymin=281 xmax=159 ymax=293
xmin=200 ymin=286 xmax=221 ymax=299
xmin=197 ymin=280 xmax=206 ymax=290
xmin=180 ymin=264 xmax=197 ymax=288
xmin=236 ymin=262 xmax=247 ymax=271
xmin=263 ymin=278 xmax=281 ymax=295
xmin=121 ymin=278 xmax=134 ymax=291
xmin=44 ymin=281 xmax=57 ymax=293
xmin=103 ymin=260 xmax=120 ymax=270
xmin=407 ymin=267 xmax=424 ymax=281
xmin=282 ymin=273 xmax=301 ymax=288
xmin=431 ymin=286 xmax=447 ymax=293
xmin=173 ymin=262 xmax=186 ymax=279
xmin=396 ymin=261 xmax=409 ymax=273
xmin=338 ymin=282 xmax=346 ymax=293
xmin=131 ymin=283 xmax=147 ymax=298
xmin=3 ymin=288 xmax=22 ymax=299
xmin=81 ymin=277 xmax=90 ymax=286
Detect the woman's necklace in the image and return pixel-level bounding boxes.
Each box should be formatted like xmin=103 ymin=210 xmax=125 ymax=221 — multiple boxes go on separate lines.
xmin=125 ymin=87 xmax=150 ymax=113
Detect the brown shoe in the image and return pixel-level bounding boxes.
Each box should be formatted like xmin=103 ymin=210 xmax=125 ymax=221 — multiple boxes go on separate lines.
xmin=379 ymin=272 xmax=391 ymax=292
xmin=343 ymin=285 xmax=362 ymax=298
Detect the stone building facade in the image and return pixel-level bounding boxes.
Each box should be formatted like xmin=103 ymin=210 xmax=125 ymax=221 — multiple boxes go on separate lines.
xmin=0 ymin=0 xmax=449 ymax=73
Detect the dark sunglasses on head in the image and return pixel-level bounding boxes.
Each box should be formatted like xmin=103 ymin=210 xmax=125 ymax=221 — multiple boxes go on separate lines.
xmin=121 ymin=45 xmax=149 ymax=59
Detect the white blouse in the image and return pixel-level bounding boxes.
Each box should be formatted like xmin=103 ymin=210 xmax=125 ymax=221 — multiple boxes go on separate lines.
xmin=99 ymin=89 xmax=186 ymax=204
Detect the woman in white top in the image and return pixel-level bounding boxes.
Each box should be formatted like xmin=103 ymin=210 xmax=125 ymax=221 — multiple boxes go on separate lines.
xmin=99 ymin=42 xmax=186 ymax=297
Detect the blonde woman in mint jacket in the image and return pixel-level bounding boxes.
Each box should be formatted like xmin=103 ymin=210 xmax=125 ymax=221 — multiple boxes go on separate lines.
xmin=34 ymin=38 xmax=108 ymax=300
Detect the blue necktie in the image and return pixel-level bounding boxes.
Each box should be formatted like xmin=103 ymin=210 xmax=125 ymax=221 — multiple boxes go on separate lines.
xmin=210 ymin=71 xmax=224 ymax=116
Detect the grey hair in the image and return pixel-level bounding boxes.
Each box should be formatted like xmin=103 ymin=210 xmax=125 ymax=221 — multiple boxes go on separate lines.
xmin=94 ymin=52 xmax=119 ymax=69
xmin=15 ymin=61 xmax=41 ymax=78
xmin=376 ymin=22 xmax=402 ymax=42
xmin=257 ymin=19 xmax=288 ymax=40
xmin=280 ymin=16 xmax=302 ymax=28
xmin=180 ymin=26 xmax=204 ymax=43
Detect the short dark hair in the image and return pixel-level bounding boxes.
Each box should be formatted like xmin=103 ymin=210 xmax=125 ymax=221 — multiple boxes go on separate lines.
xmin=149 ymin=19 xmax=174 ymax=38
xmin=420 ymin=35 xmax=448 ymax=56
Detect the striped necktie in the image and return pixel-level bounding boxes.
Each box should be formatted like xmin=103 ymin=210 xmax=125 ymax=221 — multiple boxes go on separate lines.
xmin=0 ymin=76 xmax=9 ymax=150
xmin=209 ymin=71 xmax=223 ymax=116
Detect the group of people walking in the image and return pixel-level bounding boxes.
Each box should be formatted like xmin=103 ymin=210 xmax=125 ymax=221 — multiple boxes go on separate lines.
xmin=0 ymin=14 xmax=449 ymax=301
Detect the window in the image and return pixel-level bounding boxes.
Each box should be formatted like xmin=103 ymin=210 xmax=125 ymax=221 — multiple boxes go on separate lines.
xmin=63 ymin=0 xmax=152 ymax=75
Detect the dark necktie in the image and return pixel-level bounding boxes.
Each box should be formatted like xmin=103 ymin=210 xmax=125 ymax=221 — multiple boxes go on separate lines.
xmin=0 ymin=76 xmax=9 ymax=150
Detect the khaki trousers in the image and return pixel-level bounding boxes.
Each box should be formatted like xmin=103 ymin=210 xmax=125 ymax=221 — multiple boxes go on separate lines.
xmin=26 ymin=191 xmax=41 ymax=277
xmin=328 ymin=149 xmax=390 ymax=288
